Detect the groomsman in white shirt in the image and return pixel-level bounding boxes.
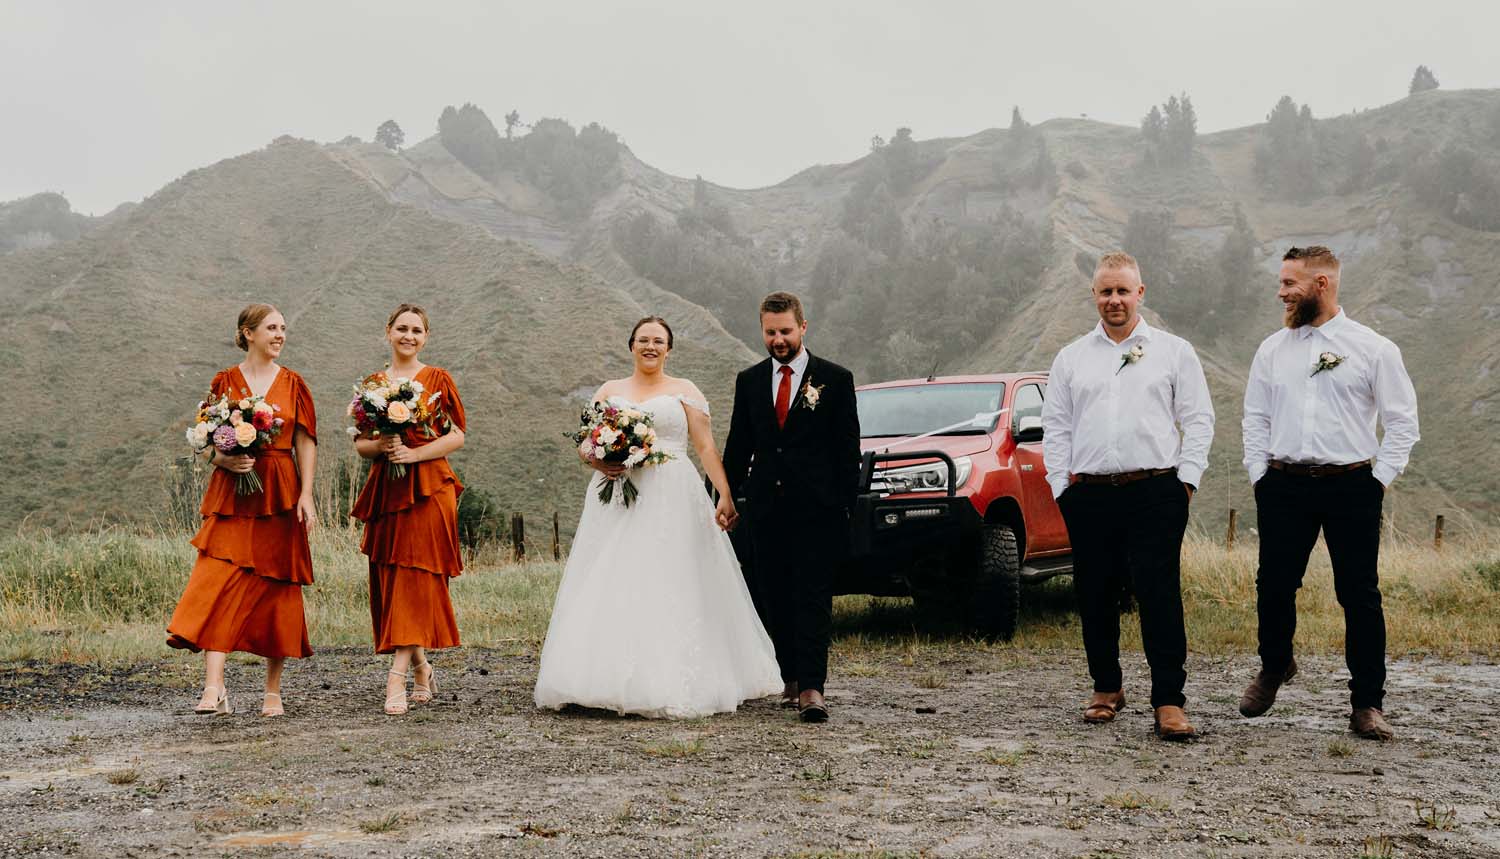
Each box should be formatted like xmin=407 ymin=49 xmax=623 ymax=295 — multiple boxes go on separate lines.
xmin=1041 ymin=252 xmax=1214 ymax=741
xmin=1239 ymin=245 xmax=1419 ymax=741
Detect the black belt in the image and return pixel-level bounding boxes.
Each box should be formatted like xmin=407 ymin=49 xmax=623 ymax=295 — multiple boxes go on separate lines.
xmin=1267 ymin=460 xmax=1370 ymax=477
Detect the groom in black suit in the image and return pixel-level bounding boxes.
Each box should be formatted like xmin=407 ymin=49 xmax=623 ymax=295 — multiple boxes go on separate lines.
xmin=723 ymin=291 xmax=860 ymax=723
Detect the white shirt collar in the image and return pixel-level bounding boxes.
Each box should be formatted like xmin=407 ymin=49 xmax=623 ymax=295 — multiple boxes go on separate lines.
xmin=1092 ymin=316 xmax=1153 ymax=346
xmin=776 ymin=348 xmax=810 ymax=375
xmin=1292 ymin=307 xmax=1346 ymax=340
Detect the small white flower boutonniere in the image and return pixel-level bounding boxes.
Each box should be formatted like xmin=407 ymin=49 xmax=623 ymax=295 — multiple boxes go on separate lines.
xmin=801 ymin=380 xmax=825 ymax=410
xmin=1116 ymin=344 xmax=1145 ymax=376
xmin=1311 ymin=351 xmax=1346 ymax=377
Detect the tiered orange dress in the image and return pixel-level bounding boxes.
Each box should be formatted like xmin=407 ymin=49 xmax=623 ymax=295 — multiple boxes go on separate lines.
xmin=350 ymin=366 xmax=466 ymax=654
xmin=167 ymin=367 xmax=317 ymax=659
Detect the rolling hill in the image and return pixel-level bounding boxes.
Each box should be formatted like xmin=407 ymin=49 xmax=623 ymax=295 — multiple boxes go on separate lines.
xmin=5 ymin=88 xmax=1497 ymax=540
xmin=328 ymin=91 xmax=1500 ymax=535
xmin=0 ymin=137 xmax=755 ymax=531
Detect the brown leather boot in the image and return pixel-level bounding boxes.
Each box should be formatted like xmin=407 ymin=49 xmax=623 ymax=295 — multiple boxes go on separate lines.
xmin=1238 ymin=658 xmax=1297 ymax=717
xmin=1082 ymin=691 xmax=1126 ymax=724
xmin=1153 ymin=705 xmax=1196 ymax=741
xmin=1350 ymin=707 xmax=1394 ymax=741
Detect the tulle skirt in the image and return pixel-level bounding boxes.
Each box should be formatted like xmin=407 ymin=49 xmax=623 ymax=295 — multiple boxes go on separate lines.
xmin=534 ymin=457 xmax=782 ymax=718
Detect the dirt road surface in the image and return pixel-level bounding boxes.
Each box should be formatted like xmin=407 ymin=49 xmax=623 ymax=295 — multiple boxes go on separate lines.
xmin=3 ymin=648 xmax=1497 ymax=858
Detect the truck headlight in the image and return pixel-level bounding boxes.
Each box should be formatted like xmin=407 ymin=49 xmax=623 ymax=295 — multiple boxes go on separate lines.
xmin=878 ymin=456 xmax=971 ymax=494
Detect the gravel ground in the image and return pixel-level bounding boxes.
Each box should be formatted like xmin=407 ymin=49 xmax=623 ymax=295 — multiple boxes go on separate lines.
xmin=2 ymin=648 xmax=1497 ymax=858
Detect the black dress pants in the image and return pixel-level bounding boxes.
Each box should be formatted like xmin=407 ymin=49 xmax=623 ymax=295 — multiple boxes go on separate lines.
xmin=1058 ymin=472 xmax=1191 ymax=709
xmin=747 ymin=496 xmax=843 ymax=695
xmin=1254 ymin=465 xmax=1386 ymax=710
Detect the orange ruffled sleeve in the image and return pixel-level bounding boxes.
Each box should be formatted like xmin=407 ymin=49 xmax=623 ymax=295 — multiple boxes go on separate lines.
xmin=285 ymin=370 xmax=318 ymax=443
xmin=432 ymin=369 xmax=466 ymax=435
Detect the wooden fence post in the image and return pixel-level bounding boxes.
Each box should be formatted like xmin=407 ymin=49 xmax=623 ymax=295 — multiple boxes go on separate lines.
xmin=1434 ymin=514 xmax=1444 ymax=551
xmin=512 ymin=512 xmax=526 ymax=562
xmin=552 ymin=512 xmax=561 ymax=561
xmin=1226 ymin=508 xmax=1237 ymax=549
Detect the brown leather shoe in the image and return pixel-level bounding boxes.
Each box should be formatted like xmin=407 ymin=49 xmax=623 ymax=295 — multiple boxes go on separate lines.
xmin=797 ymin=689 xmax=828 ymax=723
xmin=1238 ymin=658 xmax=1297 ymax=717
xmin=1153 ymin=705 xmax=1196 ymax=741
xmin=1082 ymin=691 xmax=1126 ymax=724
xmin=779 ymin=682 xmax=799 ymax=709
xmin=1350 ymin=707 xmax=1394 ymax=741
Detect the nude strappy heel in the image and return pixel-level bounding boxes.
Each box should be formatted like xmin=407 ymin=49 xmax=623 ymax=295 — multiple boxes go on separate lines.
xmin=195 ymin=685 xmax=232 ymax=716
xmin=384 ymin=670 xmax=408 ymax=715
xmin=261 ymin=691 xmax=284 ymax=718
xmin=411 ymin=660 xmax=436 ymax=704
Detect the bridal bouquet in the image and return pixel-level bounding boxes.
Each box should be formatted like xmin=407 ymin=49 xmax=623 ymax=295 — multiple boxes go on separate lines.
xmin=570 ymin=403 xmax=673 ymax=507
xmin=187 ymin=393 xmax=285 ymax=495
xmin=346 ymin=372 xmax=446 ymax=479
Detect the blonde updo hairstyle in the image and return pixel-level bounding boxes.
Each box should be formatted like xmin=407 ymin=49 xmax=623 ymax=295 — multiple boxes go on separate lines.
xmin=235 ymin=303 xmax=279 ymax=351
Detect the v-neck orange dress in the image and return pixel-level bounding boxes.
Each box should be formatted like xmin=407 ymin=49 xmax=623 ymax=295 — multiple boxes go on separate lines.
xmin=167 ymin=366 xmax=317 ymax=659
xmin=349 ymin=366 xmax=466 ymax=653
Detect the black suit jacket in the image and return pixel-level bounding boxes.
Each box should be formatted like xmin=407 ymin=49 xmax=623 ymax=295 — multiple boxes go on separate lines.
xmin=722 ymin=353 xmax=861 ymax=511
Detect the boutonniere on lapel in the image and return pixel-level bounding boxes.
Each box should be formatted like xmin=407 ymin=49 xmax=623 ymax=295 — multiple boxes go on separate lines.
xmin=801 ymin=379 xmax=825 ymax=410
xmin=1311 ymin=351 xmax=1346 ymax=377
xmin=1116 ymin=344 xmax=1145 ymax=376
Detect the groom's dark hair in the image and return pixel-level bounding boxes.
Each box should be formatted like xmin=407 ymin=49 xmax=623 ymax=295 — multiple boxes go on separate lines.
xmin=760 ymin=291 xmax=805 ymax=324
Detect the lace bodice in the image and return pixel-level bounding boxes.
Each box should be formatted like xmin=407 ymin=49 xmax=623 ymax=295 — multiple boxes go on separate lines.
xmin=604 ymin=394 xmax=708 ymax=456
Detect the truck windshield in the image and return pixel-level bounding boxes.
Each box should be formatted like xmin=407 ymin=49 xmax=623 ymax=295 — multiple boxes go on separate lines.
xmin=857 ymin=383 xmax=1006 ymax=438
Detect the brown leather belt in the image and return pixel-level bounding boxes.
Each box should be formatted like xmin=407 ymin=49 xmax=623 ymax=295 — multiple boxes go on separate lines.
xmin=1268 ymin=459 xmax=1370 ymax=477
xmin=1074 ymin=467 xmax=1176 ymax=486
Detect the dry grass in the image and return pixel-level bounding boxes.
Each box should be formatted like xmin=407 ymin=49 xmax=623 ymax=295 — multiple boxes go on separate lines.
xmin=1 ymin=527 xmax=1497 ymax=664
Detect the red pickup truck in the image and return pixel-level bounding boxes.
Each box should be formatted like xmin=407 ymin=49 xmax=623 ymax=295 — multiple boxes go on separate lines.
xmin=844 ymin=372 xmax=1073 ymax=639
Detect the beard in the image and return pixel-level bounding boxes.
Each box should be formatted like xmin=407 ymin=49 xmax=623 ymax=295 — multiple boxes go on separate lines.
xmin=766 ymin=341 xmax=802 ymax=363
xmin=1284 ymin=294 xmax=1321 ymax=328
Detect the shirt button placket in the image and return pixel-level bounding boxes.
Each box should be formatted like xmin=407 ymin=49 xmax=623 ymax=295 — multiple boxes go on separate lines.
xmin=1108 ymin=345 xmax=1121 ymax=471
xmin=1301 ymin=336 xmax=1318 ymax=459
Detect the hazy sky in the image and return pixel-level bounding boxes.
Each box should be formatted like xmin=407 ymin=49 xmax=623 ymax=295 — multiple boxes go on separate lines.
xmin=3 ymin=0 xmax=1493 ymax=214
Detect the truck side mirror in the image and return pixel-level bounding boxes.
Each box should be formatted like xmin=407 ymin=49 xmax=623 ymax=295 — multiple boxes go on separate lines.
xmin=1014 ymin=415 xmax=1043 ymax=444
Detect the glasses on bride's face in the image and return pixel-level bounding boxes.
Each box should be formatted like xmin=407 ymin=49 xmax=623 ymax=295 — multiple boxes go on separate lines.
xmin=633 ymin=336 xmax=669 ymax=349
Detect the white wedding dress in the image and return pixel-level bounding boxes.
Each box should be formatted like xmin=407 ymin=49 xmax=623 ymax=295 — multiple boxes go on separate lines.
xmin=534 ymin=393 xmax=783 ymax=718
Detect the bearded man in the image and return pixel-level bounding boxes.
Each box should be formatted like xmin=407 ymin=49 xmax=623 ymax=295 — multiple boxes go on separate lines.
xmin=1239 ymin=245 xmax=1420 ymax=741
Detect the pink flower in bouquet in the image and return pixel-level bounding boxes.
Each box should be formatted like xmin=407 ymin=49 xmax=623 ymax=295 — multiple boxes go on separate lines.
xmin=213 ymin=424 xmax=239 ymax=452
xmin=252 ymin=409 xmax=274 ymax=431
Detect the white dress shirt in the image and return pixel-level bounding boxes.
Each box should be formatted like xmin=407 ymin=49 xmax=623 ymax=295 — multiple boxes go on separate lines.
xmin=771 ymin=347 xmax=811 ymax=405
xmin=1241 ymin=309 xmax=1419 ymax=487
xmin=1041 ymin=318 xmax=1215 ymax=499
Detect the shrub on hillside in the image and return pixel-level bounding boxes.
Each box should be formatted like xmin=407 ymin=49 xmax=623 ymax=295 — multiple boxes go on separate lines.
xmin=438 ymin=103 xmax=507 ymax=177
xmin=1406 ymin=145 xmax=1500 ymax=232
xmin=519 ymin=118 xmax=622 ymax=220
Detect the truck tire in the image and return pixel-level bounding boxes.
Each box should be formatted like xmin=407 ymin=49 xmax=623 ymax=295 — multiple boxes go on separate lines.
xmin=973 ymin=524 xmax=1021 ymax=640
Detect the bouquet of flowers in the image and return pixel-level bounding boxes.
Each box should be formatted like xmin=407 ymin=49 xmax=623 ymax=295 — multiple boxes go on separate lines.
xmin=569 ymin=402 xmax=674 ymax=507
xmin=187 ymin=393 xmax=285 ymax=495
xmin=346 ymin=372 xmax=447 ymax=479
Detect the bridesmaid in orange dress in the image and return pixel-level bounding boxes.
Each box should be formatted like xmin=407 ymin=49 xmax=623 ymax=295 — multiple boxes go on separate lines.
xmin=350 ymin=304 xmax=467 ymax=715
xmin=167 ymin=303 xmax=318 ymax=718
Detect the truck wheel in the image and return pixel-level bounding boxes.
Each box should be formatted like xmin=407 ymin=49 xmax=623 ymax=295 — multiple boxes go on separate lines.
xmin=973 ymin=524 xmax=1021 ymax=641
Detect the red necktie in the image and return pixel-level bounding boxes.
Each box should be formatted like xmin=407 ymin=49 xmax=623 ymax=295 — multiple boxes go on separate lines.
xmin=775 ymin=365 xmax=793 ymax=428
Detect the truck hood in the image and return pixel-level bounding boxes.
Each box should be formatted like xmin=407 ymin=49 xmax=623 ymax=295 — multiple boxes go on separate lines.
xmin=860 ymin=434 xmax=995 ymax=460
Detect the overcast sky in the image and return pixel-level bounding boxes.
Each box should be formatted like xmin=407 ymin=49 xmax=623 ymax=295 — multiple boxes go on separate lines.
xmin=3 ymin=0 xmax=1493 ymax=214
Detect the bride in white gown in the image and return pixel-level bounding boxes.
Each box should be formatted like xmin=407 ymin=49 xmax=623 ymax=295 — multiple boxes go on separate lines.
xmin=534 ymin=317 xmax=782 ymax=718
